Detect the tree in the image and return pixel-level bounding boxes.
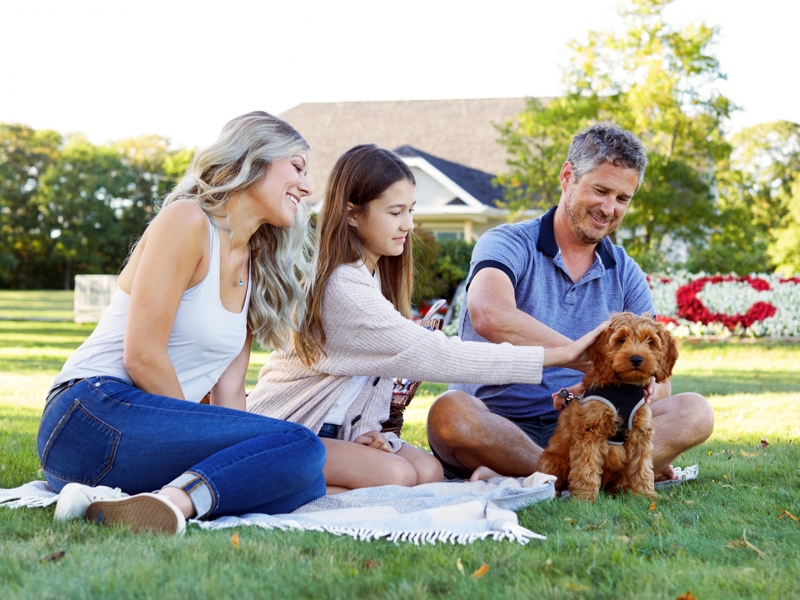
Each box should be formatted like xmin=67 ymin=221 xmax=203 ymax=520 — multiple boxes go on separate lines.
xmin=112 ymin=137 xmax=194 ymax=240
xmin=0 ymin=122 xmax=196 ymax=289
xmin=686 ymin=120 xmax=800 ymax=273
xmin=684 ymin=161 xmax=769 ymax=274
xmin=34 ymin=135 xmax=134 ymax=289
xmin=497 ymin=0 xmax=736 ymax=272
xmin=730 ymin=121 xmax=800 ymax=232
xmin=0 ymin=124 xmax=61 ymax=287
xmin=768 ymin=179 xmax=800 ymax=275
xmin=496 ymin=95 xmax=608 ymax=215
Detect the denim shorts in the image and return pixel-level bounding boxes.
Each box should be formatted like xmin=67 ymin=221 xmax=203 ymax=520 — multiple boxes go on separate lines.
xmin=431 ymin=411 xmax=560 ymax=480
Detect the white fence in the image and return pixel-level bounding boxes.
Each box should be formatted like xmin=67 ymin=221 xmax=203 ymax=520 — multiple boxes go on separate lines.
xmin=74 ymin=275 xmax=119 ymax=323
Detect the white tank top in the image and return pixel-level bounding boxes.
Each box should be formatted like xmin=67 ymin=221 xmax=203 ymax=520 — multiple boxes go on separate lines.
xmin=54 ymin=217 xmax=252 ymax=402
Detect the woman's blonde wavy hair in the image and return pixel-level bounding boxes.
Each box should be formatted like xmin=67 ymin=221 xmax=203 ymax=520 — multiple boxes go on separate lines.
xmin=161 ymin=111 xmax=312 ymax=350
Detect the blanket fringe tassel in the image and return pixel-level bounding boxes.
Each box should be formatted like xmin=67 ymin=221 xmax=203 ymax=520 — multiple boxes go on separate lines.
xmin=0 ymin=496 xmax=58 ymax=509
xmin=194 ymin=518 xmax=547 ymax=545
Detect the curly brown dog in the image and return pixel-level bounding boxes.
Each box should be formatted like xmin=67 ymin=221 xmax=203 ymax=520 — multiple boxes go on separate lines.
xmin=537 ymin=313 xmax=679 ymax=501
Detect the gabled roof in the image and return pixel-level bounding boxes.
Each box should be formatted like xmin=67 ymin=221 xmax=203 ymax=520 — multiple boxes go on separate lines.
xmin=394 ymin=145 xmax=504 ymax=208
xmin=279 ymin=98 xmax=539 ymax=200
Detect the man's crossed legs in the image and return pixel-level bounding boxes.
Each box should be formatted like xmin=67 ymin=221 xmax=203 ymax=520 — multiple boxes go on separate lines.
xmin=427 ymin=390 xmax=714 ymax=481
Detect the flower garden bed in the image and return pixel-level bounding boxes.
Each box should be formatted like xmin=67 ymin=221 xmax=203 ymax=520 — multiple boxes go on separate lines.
xmin=439 ymin=271 xmax=800 ymax=339
xmin=649 ymin=272 xmax=800 ymax=339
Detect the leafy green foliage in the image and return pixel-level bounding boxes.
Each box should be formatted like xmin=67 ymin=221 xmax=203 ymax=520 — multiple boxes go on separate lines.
xmin=496 ymin=95 xmax=607 ymax=215
xmin=495 ymin=0 xmax=797 ymax=274
xmin=0 ymin=124 xmax=61 ymax=284
xmin=411 ymin=227 xmax=474 ymax=307
xmin=768 ymin=179 xmax=800 ymax=275
xmin=33 ymin=135 xmax=134 ymax=288
xmin=0 ymin=126 xmax=193 ymax=289
xmin=730 ymin=121 xmax=800 ymax=232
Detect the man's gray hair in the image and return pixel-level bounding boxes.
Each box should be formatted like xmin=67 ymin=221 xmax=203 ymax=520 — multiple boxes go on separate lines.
xmin=567 ymin=123 xmax=648 ymax=187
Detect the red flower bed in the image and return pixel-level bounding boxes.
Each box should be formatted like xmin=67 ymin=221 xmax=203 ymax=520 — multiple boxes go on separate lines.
xmin=675 ymin=275 xmax=777 ymax=329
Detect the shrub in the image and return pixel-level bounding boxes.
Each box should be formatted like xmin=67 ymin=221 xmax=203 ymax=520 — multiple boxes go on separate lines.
xmin=411 ymin=227 xmax=474 ymax=309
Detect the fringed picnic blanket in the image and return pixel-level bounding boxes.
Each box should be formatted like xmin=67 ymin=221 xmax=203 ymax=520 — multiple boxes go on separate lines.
xmin=1 ymin=466 xmax=699 ymax=545
xmin=0 ymin=480 xmax=58 ymax=508
xmin=0 ymin=474 xmax=557 ymax=545
xmin=194 ymin=473 xmax=559 ymax=545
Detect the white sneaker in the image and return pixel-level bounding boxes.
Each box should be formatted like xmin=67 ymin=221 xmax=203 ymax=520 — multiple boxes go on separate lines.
xmin=86 ymin=493 xmax=186 ymax=536
xmin=54 ymin=483 xmax=129 ymax=521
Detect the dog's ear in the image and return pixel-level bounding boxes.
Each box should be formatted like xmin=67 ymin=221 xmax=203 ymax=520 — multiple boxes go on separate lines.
xmin=587 ymin=322 xmax=616 ymax=384
xmin=654 ymin=323 xmax=679 ymax=382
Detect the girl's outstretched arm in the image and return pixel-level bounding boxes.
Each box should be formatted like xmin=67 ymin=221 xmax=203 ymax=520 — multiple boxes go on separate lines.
xmin=542 ymin=320 xmax=609 ymax=367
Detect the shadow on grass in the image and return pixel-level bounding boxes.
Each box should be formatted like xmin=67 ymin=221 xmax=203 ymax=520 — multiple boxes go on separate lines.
xmin=673 ymin=371 xmax=800 ymax=396
xmin=0 ymin=322 xmax=95 ymax=350
xmin=0 ymin=358 xmax=69 ymax=374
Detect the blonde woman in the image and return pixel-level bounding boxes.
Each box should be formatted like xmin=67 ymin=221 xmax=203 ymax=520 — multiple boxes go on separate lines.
xmin=37 ymin=112 xmax=325 ymax=534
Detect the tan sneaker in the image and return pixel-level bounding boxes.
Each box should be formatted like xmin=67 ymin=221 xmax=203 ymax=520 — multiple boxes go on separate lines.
xmin=86 ymin=493 xmax=186 ymax=535
xmin=54 ymin=483 xmax=128 ymax=521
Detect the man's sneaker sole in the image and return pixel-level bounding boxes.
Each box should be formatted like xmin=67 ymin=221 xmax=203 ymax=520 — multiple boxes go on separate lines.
xmin=86 ymin=494 xmax=186 ymax=535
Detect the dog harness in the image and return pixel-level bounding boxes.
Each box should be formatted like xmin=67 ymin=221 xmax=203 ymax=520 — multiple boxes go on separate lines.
xmin=580 ymin=384 xmax=647 ymax=445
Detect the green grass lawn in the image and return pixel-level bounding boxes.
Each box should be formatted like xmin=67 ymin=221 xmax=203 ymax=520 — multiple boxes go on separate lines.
xmin=0 ymin=291 xmax=74 ymax=321
xmin=1 ymin=312 xmax=799 ymax=598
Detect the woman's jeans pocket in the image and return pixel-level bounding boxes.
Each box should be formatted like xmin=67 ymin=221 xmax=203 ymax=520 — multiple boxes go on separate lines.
xmin=41 ymin=400 xmax=121 ymax=486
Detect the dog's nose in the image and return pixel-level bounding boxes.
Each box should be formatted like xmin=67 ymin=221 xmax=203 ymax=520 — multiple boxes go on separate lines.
xmin=630 ymin=355 xmax=643 ymax=368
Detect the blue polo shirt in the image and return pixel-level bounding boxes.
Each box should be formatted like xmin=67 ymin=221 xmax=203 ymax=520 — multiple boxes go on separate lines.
xmin=450 ymin=206 xmax=655 ymax=420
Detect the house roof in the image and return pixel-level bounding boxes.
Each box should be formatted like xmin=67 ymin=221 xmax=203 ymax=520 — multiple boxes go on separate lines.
xmin=394 ymin=145 xmax=503 ymax=208
xmin=279 ymin=98 xmax=538 ymax=201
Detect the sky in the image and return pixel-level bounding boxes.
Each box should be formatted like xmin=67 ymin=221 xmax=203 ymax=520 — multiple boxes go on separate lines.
xmin=1 ymin=0 xmax=798 ymax=149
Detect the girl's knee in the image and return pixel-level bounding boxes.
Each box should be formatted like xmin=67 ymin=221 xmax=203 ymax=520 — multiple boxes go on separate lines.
xmin=385 ymin=457 xmax=418 ymax=487
xmin=415 ymin=453 xmax=444 ymax=484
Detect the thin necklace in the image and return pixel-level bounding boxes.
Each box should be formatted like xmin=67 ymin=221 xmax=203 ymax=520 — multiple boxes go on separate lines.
xmin=236 ymin=243 xmax=249 ymax=287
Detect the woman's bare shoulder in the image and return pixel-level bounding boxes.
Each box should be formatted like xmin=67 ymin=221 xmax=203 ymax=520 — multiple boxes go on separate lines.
xmin=151 ymin=200 xmax=209 ymax=232
xmin=140 ymin=201 xmax=210 ymax=251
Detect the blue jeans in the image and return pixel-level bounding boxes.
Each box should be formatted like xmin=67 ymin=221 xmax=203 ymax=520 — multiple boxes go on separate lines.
xmin=37 ymin=377 xmax=326 ymax=517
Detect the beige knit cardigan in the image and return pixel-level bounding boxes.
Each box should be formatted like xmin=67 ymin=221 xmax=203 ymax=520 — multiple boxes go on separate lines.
xmin=247 ymin=264 xmax=546 ymax=449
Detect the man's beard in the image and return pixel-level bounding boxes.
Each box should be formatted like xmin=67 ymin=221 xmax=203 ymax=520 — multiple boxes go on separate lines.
xmin=564 ymin=194 xmax=619 ymax=245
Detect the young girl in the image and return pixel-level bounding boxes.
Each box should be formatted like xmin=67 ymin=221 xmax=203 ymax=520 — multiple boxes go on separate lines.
xmin=247 ymin=144 xmax=604 ymax=492
xmin=37 ymin=112 xmax=326 ymax=534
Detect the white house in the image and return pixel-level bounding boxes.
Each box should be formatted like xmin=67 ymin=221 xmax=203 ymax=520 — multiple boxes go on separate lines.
xmin=279 ymin=98 xmax=545 ymax=241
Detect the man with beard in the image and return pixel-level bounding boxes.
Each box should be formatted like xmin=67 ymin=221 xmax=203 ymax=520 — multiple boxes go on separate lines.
xmin=426 ymin=123 xmax=713 ymax=481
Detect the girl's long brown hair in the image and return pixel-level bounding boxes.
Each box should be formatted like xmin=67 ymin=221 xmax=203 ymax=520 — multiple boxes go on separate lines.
xmin=295 ymin=144 xmax=415 ymax=365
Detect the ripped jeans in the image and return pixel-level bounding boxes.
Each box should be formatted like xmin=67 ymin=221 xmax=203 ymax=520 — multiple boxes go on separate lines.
xmin=37 ymin=377 xmax=326 ymax=518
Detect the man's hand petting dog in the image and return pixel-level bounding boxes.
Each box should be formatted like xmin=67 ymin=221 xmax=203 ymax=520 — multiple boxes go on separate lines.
xmin=354 ymin=430 xmax=393 ymax=452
